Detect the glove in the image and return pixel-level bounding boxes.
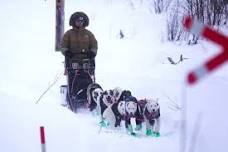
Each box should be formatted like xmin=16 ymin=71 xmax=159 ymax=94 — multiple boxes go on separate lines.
xmin=87 ymin=51 xmax=96 ymax=59
xmin=64 ymin=51 xmax=74 ymax=58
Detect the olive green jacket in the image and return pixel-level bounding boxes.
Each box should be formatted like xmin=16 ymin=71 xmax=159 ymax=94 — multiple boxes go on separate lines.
xmin=61 ymin=27 xmax=98 ymax=60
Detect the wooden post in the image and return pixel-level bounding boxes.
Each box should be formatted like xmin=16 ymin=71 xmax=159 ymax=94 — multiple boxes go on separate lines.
xmin=55 ymin=0 xmax=65 ymax=51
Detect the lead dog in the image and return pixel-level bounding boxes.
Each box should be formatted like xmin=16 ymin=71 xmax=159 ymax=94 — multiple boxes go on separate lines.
xmin=138 ymin=98 xmax=160 ymax=136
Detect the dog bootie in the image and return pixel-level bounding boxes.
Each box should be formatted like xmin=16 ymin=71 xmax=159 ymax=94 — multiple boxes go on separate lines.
xmin=127 ymin=125 xmax=137 ymax=136
xmin=127 ymin=124 xmax=133 ymax=133
xmin=153 ymin=132 xmax=160 ymax=137
xmin=135 ymin=124 xmax=142 ymax=131
xmin=146 ymin=129 xmax=153 ymax=136
xmin=99 ymin=120 xmax=109 ymax=128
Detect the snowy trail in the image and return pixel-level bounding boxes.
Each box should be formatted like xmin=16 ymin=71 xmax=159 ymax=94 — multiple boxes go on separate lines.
xmin=0 ymin=94 xmax=180 ymax=152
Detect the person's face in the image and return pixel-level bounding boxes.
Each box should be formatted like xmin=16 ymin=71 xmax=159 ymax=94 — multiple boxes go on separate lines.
xmin=75 ymin=19 xmax=84 ymax=28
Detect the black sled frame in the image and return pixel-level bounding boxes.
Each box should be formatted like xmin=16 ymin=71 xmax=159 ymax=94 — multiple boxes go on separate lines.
xmin=61 ymin=58 xmax=95 ymax=112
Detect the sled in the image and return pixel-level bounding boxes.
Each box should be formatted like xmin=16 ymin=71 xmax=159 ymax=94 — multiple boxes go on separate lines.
xmin=60 ymin=58 xmax=95 ymax=112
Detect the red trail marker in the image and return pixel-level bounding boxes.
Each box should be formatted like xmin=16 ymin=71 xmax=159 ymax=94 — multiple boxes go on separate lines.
xmin=183 ymin=16 xmax=228 ymax=85
xmin=40 ymin=126 xmax=46 ymax=152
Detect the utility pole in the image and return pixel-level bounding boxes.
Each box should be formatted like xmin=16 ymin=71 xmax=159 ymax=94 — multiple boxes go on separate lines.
xmin=55 ymin=0 xmax=65 ymax=51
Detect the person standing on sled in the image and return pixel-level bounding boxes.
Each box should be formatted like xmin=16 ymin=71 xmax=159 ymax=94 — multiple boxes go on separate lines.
xmin=59 ymin=12 xmax=98 ymax=110
xmin=60 ymin=11 xmax=98 ymax=80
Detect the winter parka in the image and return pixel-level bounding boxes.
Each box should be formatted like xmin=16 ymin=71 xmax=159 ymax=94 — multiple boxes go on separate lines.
xmin=61 ymin=27 xmax=98 ymax=60
xmin=60 ymin=12 xmax=97 ymax=61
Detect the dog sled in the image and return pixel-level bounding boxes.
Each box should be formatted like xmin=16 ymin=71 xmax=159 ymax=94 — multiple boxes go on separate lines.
xmin=60 ymin=58 xmax=95 ymax=112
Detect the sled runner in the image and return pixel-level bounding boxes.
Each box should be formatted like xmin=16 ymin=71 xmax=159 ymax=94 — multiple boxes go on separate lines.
xmin=61 ymin=58 xmax=95 ymax=112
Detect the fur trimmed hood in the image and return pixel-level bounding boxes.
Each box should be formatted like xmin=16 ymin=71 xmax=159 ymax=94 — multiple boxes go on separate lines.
xmin=69 ymin=12 xmax=89 ymax=27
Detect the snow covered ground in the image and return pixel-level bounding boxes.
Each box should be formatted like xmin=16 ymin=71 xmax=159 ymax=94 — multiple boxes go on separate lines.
xmin=0 ymin=0 xmax=228 ymax=152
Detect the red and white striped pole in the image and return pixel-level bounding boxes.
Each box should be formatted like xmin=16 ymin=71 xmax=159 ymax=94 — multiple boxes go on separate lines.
xmin=187 ymin=51 xmax=228 ymax=84
xmin=183 ymin=16 xmax=228 ymax=85
xmin=40 ymin=126 xmax=46 ymax=152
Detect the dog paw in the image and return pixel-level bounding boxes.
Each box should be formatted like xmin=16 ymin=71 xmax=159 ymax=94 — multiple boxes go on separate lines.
xmin=130 ymin=132 xmax=137 ymax=136
xmin=135 ymin=124 xmax=142 ymax=131
xmin=146 ymin=129 xmax=153 ymax=136
xmin=153 ymin=132 xmax=160 ymax=137
xmin=99 ymin=120 xmax=109 ymax=128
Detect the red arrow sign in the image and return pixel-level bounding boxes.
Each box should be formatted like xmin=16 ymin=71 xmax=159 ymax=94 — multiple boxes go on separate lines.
xmin=183 ymin=16 xmax=228 ymax=85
